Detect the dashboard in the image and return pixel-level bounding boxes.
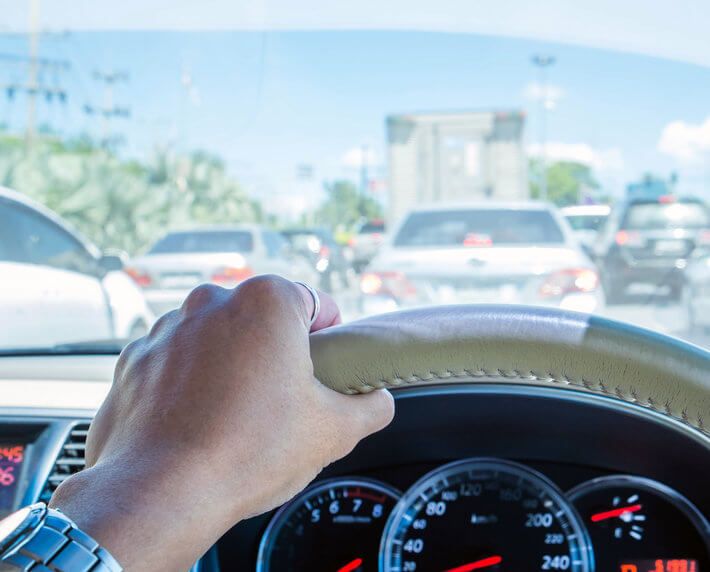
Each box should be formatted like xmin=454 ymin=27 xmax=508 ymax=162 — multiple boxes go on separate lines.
xmin=0 ymin=380 xmax=708 ymax=571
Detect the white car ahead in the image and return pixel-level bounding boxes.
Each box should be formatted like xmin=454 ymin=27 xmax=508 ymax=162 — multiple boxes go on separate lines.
xmin=127 ymin=225 xmax=320 ymax=316
xmin=360 ymin=202 xmax=604 ymax=315
xmin=0 ymin=187 xmax=154 ymax=350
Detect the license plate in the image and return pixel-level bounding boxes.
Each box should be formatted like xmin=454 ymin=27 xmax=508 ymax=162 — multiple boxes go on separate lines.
xmin=654 ymin=240 xmax=686 ymax=255
xmin=160 ymin=274 xmax=201 ymax=288
xmin=438 ymin=284 xmax=518 ymax=303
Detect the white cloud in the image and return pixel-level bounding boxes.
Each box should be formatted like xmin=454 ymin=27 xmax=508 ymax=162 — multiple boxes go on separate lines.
xmin=342 ymin=146 xmax=378 ymax=168
xmin=527 ymin=142 xmax=624 ymax=172
xmin=658 ymin=117 xmax=710 ymax=163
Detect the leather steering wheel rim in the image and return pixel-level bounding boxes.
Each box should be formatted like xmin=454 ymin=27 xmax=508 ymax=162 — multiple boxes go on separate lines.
xmin=310 ymin=305 xmax=710 ymax=439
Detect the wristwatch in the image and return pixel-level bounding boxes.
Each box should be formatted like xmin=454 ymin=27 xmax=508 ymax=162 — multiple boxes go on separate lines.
xmin=0 ymin=503 xmax=122 ymax=571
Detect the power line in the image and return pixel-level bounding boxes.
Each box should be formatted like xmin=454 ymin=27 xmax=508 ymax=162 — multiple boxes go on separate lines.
xmin=0 ymin=0 xmax=70 ymax=141
xmin=83 ymin=70 xmax=131 ymax=148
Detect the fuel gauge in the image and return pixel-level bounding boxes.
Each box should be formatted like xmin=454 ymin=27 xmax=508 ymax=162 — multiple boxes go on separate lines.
xmin=569 ymin=476 xmax=709 ymax=572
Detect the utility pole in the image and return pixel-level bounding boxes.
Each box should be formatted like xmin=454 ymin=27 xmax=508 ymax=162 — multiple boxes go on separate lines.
xmin=360 ymin=144 xmax=370 ymax=195
xmin=531 ymin=54 xmax=556 ymax=202
xmin=0 ymin=0 xmax=69 ymax=143
xmin=83 ymin=71 xmax=130 ymax=148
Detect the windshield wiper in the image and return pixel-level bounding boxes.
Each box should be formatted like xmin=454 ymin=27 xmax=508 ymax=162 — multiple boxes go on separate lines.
xmin=0 ymin=339 xmax=127 ymax=357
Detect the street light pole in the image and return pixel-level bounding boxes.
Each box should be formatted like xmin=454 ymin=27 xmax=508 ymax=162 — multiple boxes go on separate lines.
xmin=532 ymin=54 xmax=555 ymax=202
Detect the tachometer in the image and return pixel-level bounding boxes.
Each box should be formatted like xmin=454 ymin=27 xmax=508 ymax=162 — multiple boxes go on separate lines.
xmin=569 ymin=475 xmax=709 ymax=572
xmin=381 ymin=458 xmax=592 ymax=571
xmin=257 ymin=477 xmax=400 ymax=571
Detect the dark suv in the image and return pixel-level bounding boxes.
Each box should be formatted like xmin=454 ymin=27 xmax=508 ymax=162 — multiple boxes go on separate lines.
xmin=595 ymin=196 xmax=710 ymax=302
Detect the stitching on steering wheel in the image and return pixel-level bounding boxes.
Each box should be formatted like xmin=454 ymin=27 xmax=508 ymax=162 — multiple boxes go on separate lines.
xmin=344 ymin=369 xmax=707 ymax=437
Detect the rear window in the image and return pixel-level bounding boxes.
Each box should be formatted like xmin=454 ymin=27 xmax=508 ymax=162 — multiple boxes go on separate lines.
xmin=148 ymin=231 xmax=254 ymax=254
xmin=359 ymin=222 xmax=385 ymax=234
xmin=393 ymin=209 xmax=565 ymax=247
xmin=622 ymin=202 xmax=710 ymax=230
xmin=565 ymin=214 xmax=607 ymax=231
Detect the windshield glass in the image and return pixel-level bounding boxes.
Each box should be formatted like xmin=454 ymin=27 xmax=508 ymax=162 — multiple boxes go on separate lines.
xmin=393 ymin=210 xmax=565 ymax=247
xmin=565 ymin=215 xmax=607 ymax=232
xmin=2 ymin=2 xmax=710 ymax=354
xmin=623 ymin=202 xmax=710 ymax=230
xmin=148 ymin=231 xmax=254 ymax=254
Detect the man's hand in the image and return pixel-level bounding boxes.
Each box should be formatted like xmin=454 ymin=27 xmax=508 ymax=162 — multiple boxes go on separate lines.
xmin=50 ymin=275 xmax=394 ymax=571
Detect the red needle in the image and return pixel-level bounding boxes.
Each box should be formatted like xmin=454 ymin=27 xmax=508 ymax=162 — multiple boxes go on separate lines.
xmin=590 ymin=504 xmax=642 ymax=522
xmin=443 ymin=555 xmax=503 ymax=572
xmin=337 ymin=557 xmax=363 ymax=572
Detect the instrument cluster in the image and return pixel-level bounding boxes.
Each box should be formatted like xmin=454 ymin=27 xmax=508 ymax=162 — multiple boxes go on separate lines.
xmin=255 ymin=458 xmax=709 ymax=572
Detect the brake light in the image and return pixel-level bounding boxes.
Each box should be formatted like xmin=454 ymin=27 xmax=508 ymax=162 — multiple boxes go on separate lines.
xmin=124 ymin=267 xmax=152 ymax=287
xmin=698 ymin=230 xmax=710 ymax=244
xmin=539 ymin=268 xmax=599 ymax=297
xmin=463 ymin=233 xmax=493 ymax=247
xmin=659 ymin=194 xmax=677 ymax=203
xmin=211 ymin=266 xmax=254 ymax=285
xmin=319 ymin=245 xmax=331 ymax=258
xmin=360 ymin=271 xmax=416 ymax=298
xmin=615 ymin=230 xmax=642 ymax=247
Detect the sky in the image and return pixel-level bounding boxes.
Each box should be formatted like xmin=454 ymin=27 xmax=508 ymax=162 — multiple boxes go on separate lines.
xmin=1 ymin=29 xmax=710 ymax=218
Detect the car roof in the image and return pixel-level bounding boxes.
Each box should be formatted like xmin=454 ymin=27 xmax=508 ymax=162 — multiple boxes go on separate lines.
xmin=561 ymin=204 xmax=611 ymax=216
xmin=162 ymin=224 xmax=265 ymax=235
xmin=405 ymin=200 xmax=557 ymax=213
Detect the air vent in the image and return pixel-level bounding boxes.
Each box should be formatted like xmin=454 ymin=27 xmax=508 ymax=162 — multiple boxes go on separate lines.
xmin=40 ymin=422 xmax=90 ymax=503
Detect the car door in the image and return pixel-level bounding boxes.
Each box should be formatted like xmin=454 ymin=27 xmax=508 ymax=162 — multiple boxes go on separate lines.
xmin=0 ymin=198 xmax=113 ymax=348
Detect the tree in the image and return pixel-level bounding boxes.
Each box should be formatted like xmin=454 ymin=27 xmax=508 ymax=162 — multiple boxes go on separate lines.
xmin=529 ymin=159 xmax=600 ymax=207
xmin=0 ymin=132 xmax=262 ymax=253
xmin=315 ymin=180 xmax=383 ymax=229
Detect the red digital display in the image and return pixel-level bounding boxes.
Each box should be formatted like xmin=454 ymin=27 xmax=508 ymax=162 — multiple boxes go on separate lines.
xmin=0 ymin=444 xmax=25 ymax=516
xmin=620 ymin=559 xmax=698 ymax=572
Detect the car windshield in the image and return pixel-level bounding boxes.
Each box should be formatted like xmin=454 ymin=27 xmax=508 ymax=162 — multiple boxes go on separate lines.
xmin=2 ymin=1 xmax=710 ymax=353
xmin=148 ymin=231 xmax=254 ymax=254
xmin=623 ymin=202 xmax=710 ymax=230
xmin=393 ymin=210 xmax=565 ymax=247
xmin=565 ymin=215 xmax=607 ymax=232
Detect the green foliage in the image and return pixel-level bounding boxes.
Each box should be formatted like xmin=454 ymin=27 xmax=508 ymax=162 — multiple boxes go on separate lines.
xmin=0 ymin=133 xmax=261 ymax=254
xmin=529 ymin=159 xmax=600 ymax=207
xmin=315 ymin=180 xmax=383 ymax=229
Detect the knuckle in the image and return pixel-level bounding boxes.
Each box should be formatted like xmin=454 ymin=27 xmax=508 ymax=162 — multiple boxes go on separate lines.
xmin=232 ymin=274 xmax=295 ymax=308
xmin=182 ymin=283 xmax=222 ymax=314
xmin=149 ymin=309 xmax=178 ymax=336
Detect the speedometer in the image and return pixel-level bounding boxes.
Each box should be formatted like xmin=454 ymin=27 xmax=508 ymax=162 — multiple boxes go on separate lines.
xmin=381 ymin=458 xmax=593 ymax=572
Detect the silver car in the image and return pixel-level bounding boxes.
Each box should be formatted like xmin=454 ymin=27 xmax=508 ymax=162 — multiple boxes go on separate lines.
xmin=360 ymin=202 xmax=604 ymax=315
xmin=127 ymin=225 xmax=318 ymax=316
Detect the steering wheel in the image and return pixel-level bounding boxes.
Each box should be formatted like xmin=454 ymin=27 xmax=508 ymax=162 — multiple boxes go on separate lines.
xmin=310 ymin=305 xmax=710 ymax=441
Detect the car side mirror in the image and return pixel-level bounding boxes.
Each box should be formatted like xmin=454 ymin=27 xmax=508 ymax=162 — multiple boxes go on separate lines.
xmin=98 ymin=252 xmax=126 ymax=272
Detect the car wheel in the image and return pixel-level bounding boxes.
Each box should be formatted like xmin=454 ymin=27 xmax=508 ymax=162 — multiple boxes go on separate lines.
xmin=128 ymin=320 xmax=149 ymax=341
xmin=602 ymin=272 xmax=625 ymax=304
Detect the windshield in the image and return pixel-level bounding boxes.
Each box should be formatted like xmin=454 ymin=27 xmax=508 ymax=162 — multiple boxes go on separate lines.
xmin=2 ymin=2 xmax=710 ymax=354
xmin=148 ymin=231 xmax=254 ymax=254
xmin=565 ymin=215 xmax=607 ymax=232
xmin=393 ymin=210 xmax=565 ymax=247
xmin=622 ymin=202 xmax=710 ymax=230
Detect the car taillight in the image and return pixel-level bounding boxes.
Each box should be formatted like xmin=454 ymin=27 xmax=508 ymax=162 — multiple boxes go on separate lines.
xmin=124 ymin=267 xmax=152 ymax=287
xmin=319 ymin=245 xmax=331 ymax=258
xmin=615 ymin=230 xmax=643 ymax=247
xmin=360 ymin=271 xmax=416 ymax=298
xmin=463 ymin=233 xmax=493 ymax=247
xmin=211 ymin=266 xmax=254 ymax=285
xmin=698 ymin=230 xmax=710 ymax=245
xmin=539 ymin=268 xmax=599 ymax=297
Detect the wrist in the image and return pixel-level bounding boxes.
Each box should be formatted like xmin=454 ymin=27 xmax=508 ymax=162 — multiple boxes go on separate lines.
xmin=49 ymin=460 xmax=213 ymax=571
